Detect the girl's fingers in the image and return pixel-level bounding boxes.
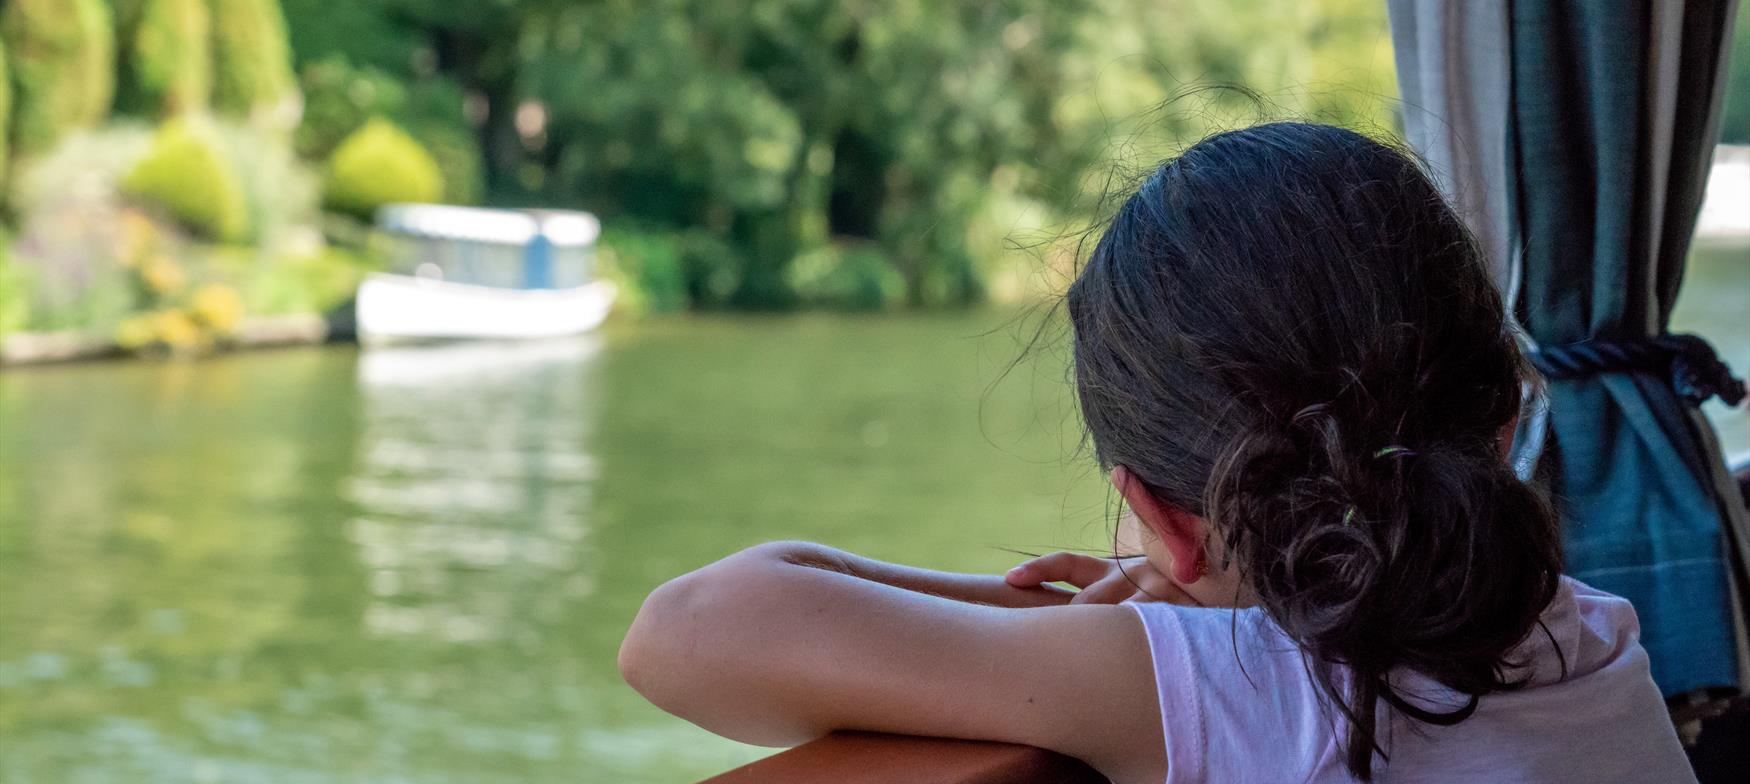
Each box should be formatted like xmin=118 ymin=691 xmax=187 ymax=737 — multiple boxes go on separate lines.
xmin=1004 ymin=552 xmax=1113 ymax=589
xmin=1069 ymin=574 xmax=1137 ymax=605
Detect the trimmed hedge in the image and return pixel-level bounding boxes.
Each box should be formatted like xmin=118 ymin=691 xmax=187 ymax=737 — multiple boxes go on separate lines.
xmin=124 ymin=118 xmax=251 ymax=242
xmin=322 ymin=118 xmax=444 ymax=219
xmin=1 ymin=36 xmax=11 ymax=187
xmin=123 ymin=0 xmax=213 ymax=116
xmin=209 ymin=0 xmax=296 ymax=119
xmin=0 ymin=0 xmax=115 ymax=156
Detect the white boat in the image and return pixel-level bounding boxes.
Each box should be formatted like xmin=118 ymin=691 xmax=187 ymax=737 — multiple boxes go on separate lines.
xmin=356 ymin=204 xmax=617 ymax=344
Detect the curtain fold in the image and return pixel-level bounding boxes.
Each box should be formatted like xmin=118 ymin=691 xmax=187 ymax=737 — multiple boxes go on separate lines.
xmin=1390 ymin=0 xmax=1747 ymax=701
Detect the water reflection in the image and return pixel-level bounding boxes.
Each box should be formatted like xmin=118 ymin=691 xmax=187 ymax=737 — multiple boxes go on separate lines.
xmin=0 ymin=337 xmax=765 ymax=783
xmin=347 ymin=340 xmax=603 ymax=645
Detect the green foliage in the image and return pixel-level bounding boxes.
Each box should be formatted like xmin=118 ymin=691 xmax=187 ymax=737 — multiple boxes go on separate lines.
xmin=322 ymin=118 xmax=444 ymax=218
xmin=278 ymin=0 xmax=422 ymax=73
xmin=414 ymin=122 xmax=484 ymax=205
xmin=212 ymin=120 xmax=321 ymax=246
xmin=208 ymin=0 xmax=297 ymax=120
xmin=226 ymin=244 xmax=377 ymax=316
xmin=0 ymin=0 xmax=115 ymax=156
xmin=293 ymin=55 xmax=406 ymax=159
xmin=500 ymin=0 xmax=1398 ymax=309
xmin=0 ymin=36 xmax=11 ymax=188
xmin=1720 ymin=7 xmax=1750 ymax=144
xmin=0 ymin=234 xmax=28 ymax=335
xmin=119 ymin=0 xmax=213 ymax=116
xmin=598 ymin=228 xmax=689 ymax=314
xmin=295 ymin=57 xmax=483 ymax=204
xmin=788 ymin=244 xmax=904 ymax=311
xmin=124 ymin=118 xmax=251 ymax=242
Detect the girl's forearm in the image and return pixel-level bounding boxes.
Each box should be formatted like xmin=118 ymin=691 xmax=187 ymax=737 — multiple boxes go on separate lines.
xmin=773 ymin=541 xmax=1072 ymax=608
xmin=618 ymin=542 xmax=1090 ymax=748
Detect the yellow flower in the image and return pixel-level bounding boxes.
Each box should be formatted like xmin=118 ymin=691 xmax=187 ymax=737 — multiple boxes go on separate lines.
xmin=115 ymin=210 xmax=159 ymax=268
xmin=154 ymin=309 xmax=201 ymax=350
xmin=141 ymin=255 xmax=186 ymax=295
xmin=190 ymin=283 xmax=244 ymax=335
xmin=115 ymin=314 xmax=158 ymax=349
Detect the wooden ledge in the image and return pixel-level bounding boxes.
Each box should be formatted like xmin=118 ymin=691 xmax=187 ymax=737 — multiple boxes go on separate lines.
xmin=701 ymin=732 xmax=1106 ymax=784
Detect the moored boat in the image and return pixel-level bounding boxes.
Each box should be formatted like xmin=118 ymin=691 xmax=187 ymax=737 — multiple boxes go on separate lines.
xmin=357 ymin=204 xmax=616 ymax=343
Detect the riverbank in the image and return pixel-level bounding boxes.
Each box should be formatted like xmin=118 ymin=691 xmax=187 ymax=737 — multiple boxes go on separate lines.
xmin=3 ymin=149 xmax=1745 ymax=370
xmin=0 ymin=312 xmax=335 ymax=366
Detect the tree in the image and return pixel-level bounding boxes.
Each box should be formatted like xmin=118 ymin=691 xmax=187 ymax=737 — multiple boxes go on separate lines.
xmin=119 ymin=0 xmax=214 ymax=116
xmin=1 ymin=0 xmax=115 ymax=156
xmin=1 ymin=35 xmax=11 ymax=188
xmin=209 ymin=0 xmax=298 ymax=124
xmin=276 ymin=0 xmax=1400 ymax=309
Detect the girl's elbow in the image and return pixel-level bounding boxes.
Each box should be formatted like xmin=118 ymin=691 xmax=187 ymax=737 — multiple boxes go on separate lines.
xmin=618 ymin=544 xmax=815 ymax=707
xmin=618 ymin=574 xmax=705 ymax=701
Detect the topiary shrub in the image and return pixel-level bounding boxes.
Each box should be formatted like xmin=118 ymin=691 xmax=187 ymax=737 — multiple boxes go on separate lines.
xmin=0 ymin=0 xmax=115 ymax=156
xmin=120 ymin=0 xmax=212 ymax=116
xmin=123 ymin=118 xmax=251 ymax=242
xmin=1 ymin=36 xmax=11 ymax=188
xmin=322 ymin=118 xmax=444 ymax=219
xmin=208 ymin=0 xmax=297 ymax=123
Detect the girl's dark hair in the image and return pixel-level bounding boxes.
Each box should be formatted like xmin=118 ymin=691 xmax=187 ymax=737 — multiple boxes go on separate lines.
xmin=1066 ymin=122 xmax=1562 ymax=779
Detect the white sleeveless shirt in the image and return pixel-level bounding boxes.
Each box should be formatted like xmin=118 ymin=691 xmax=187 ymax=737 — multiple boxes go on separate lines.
xmin=1128 ymin=576 xmax=1696 ymax=782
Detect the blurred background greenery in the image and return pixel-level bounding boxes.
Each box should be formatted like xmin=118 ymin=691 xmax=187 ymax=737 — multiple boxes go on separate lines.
xmin=0 ymin=0 xmax=1412 ymax=349
xmin=0 ymin=2 xmax=1746 ymax=782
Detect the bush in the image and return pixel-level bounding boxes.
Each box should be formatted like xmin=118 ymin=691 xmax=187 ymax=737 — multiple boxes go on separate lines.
xmin=679 ymin=231 xmax=746 ymax=308
xmin=788 ymin=244 xmax=905 ymax=311
xmin=598 ymin=229 xmax=688 ymax=314
xmin=322 ymin=118 xmax=444 ymax=219
xmin=6 ymin=126 xmax=155 ymax=333
xmin=123 ymin=118 xmax=251 ymax=242
xmin=209 ymin=0 xmax=297 ymax=123
xmin=211 ymin=120 xmax=321 ymax=248
xmin=0 ymin=0 xmax=115 ymax=156
xmin=238 ymin=245 xmax=375 ymax=316
xmin=296 ymin=57 xmax=482 ymax=205
xmin=293 ymin=55 xmax=405 ymax=159
xmin=119 ymin=0 xmax=212 ymax=116
xmin=0 ymin=234 xmax=29 ymax=336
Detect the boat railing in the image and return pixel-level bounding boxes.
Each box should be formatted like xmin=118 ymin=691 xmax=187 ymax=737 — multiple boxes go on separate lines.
xmin=699 ymin=732 xmax=1106 ymax=783
xmin=695 ymin=458 xmax=1750 ymax=783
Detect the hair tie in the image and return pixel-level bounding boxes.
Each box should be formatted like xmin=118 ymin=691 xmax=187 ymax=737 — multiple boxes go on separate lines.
xmin=1373 ymin=445 xmax=1418 ymax=460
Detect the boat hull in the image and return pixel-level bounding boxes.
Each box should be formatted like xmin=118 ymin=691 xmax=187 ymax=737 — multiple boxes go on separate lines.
xmin=356 ymin=273 xmax=617 ymax=343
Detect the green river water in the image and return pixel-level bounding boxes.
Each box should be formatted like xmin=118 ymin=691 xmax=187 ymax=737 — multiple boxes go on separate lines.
xmin=0 ymin=310 xmax=1117 ymax=782
xmin=1 ymin=245 xmax=1744 ymax=782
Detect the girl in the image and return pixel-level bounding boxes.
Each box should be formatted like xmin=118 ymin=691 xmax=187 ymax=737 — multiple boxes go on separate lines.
xmin=618 ymin=123 xmax=1694 ymax=782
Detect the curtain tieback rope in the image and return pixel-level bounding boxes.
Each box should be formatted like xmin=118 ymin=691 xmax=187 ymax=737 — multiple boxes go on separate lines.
xmin=1529 ymin=334 xmax=1746 ymax=407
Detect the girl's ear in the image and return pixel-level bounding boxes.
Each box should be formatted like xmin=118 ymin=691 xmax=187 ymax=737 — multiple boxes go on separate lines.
xmin=1112 ymin=465 xmax=1207 ymax=585
xmin=1499 ymin=415 xmax=1519 ymax=461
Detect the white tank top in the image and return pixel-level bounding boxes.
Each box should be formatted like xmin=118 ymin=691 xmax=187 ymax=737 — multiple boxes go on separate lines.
xmin=1127 ymin=576 xmax=1697 ymax=782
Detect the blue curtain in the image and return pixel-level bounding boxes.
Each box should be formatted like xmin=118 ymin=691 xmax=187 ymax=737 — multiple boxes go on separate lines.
xmin=1392 ymin=0 xmax=1747 ymax=703
xmin=1507 ymin=0 xmax=1746 ymax=699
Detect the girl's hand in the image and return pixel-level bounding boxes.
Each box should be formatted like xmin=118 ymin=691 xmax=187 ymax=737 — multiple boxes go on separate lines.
xmin=1004 ymin=552 xmax=1197 ymax=606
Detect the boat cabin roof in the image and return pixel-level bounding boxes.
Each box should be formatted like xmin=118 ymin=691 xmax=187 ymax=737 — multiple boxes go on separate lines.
xmin=377 ymin=204 xmax=601 ymax=247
